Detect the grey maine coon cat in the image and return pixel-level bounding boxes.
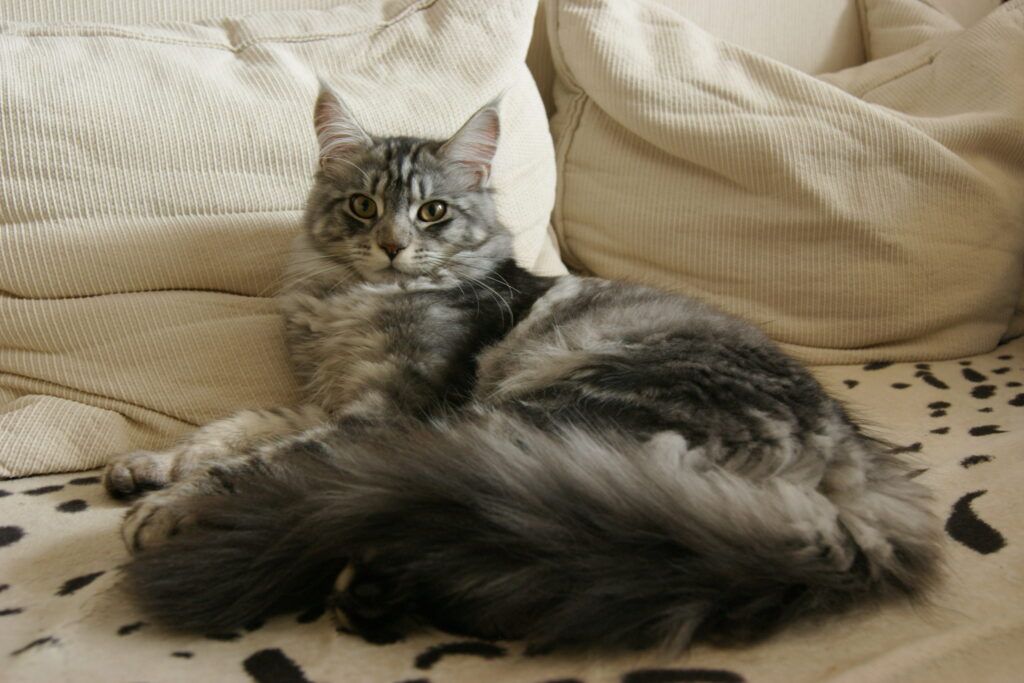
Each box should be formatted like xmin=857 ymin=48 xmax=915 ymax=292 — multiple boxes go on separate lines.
xmin=103 ymin=81 xmax=939 ymax=651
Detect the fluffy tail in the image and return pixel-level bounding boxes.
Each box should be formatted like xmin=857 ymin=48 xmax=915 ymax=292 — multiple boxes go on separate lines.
xmin=124 ymin=415 xmax=939 ymax=650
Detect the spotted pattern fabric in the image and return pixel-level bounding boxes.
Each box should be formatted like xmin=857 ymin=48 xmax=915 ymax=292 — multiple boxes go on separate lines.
xmin=1 ymin=338 xmax=1022 ymax=683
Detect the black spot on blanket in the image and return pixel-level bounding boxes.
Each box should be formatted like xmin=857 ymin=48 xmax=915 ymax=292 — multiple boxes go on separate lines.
xmin=0 ymin=607 xmax=25 ymax=616
xmin=243 ymin=648 xmax=311 ymax=683
xmin=969 ymin=425 xmax=1004 ymax=436
xmin=863 ymin=361 xmax=892 ymax=371
xmin=971 ymin=385 xmax=996 ymax=399
xmin=992 ymin=367 xmax=1010 ymax=375
xmin=891 ymin=383 xmax=910 ymax=389
xmin=891 ymin=442 xmax=922 ymax=454
xmin=69 ymin=476 xmax=101 ymax=486
xmin=11 ymin=636 xmax=59 ymax=656
xmin=961 ymin=455 xmax=993 ymax=468
xmin=0 ymin=526 xmax=25 ymax=548
xmin=842 ymin=379 xmax=859 ymax=389
xmin=414 ymin=641 xmax=507 ymax=670
xmin=928 ymin=401 xmax=951 ymax=409
xmin=172 ymin=651 xmax=194 ymax=659
xmin=997 ymin=354 xmax=1013 ymax=360
xmin=22 ymin=485 xmax=64 ymax=496
xmin=946 ymin=491 xmax=1005 ymax=554
xmin=962 ymin=368 xmax=987 ymax=382
xmin=205 ymin=631 xmax=241 ymax=642
xmin=930 ymin=427 xmax=950 ymax=435
xmin=57 ymin=571 xmax=105 ymax=596
xmin=621 ymin=669 xmax=746 ymax=683
xmin=118 ymin=621 xmax=146 ymax=635
xmin=921 ymin=373 xmax=949 ymax=389
xmin=57 ymin=499 xmax=88 ymax=513
xmin=1008 ymin=382 xmax=1022 ymax=388
xmin=0 ymin=490 xmax=10 ymax=497
xmin=1009 ymin=393 xmax=1024 ymax=406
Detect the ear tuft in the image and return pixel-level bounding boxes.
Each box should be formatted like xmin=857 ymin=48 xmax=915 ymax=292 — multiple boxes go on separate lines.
xmin=314 ymin=78 xmax=372 ymax=166
xmin=439 ymin=100 xmax=501 ymax=188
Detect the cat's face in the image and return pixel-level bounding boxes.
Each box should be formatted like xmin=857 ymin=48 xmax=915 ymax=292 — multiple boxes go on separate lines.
xmin=305 ymin=82 xmax=513 ymax=283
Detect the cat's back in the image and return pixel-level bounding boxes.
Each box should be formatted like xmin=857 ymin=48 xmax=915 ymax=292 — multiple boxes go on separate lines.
xmin=476 ymin=274 xmax=785 ymax=397
xmin=475 ymin=275 xmax=839 ymax=469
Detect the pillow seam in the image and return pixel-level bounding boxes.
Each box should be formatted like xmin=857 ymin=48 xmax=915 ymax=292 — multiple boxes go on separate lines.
xmin=547 ymin=0 xmax=590 ymax=271
xmin=0 ymin=369 xmax=201 ymax=429
xmin=856 ymin=0 xmax=874 ymax=61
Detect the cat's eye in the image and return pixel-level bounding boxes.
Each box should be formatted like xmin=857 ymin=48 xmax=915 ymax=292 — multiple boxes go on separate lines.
xmin=417 ymin=200 xmax=448 ymax=223
xmin=348 ymin=194 xmax=377 ymax=219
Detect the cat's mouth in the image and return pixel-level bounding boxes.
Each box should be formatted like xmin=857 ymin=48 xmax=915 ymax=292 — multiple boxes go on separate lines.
xmin=357 ymin=260 xmax=423 ymax=283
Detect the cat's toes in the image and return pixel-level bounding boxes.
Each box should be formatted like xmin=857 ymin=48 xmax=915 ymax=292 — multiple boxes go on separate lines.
xmin=104 ymin=451 xmax=174 ymax=499
xmin=122 ymin=491 xmax=196 ymax=553
xmin=328 ymin=563 xmax=409 ymax=644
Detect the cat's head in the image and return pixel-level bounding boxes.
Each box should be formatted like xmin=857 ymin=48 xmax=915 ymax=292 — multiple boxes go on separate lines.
xmin=304 ymin=80 xmax=514 ymax=283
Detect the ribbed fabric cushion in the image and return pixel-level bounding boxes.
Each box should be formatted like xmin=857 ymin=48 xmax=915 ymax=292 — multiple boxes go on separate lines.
xmin=529 ymin=0 xmax=866 ymax=116
xmin=0 ymin=0 xmax=343 ymax=22
xmin=547 ymin=0 xmax=1024 ymax=365
xmin=927 ymin=0 xmax=1003 ymax=27
xmin=0 ymin=0 xmax=561 ymax=477
xmin=858 ymin=0 xmax=962 ymax=59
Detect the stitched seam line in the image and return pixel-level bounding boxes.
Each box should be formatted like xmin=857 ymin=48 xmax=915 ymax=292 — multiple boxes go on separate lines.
xmin=0 ymin=370 xmax=199 ymax=428
xmin=548 ymin=1 xmax=590 ymax=272
xmin=856 ymin=0 xmax=873 ymax=62
xmin=0 ymin=288 xmax=273 ymax=302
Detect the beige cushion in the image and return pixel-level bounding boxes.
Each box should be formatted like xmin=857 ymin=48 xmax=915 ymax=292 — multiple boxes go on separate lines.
xmin=0 ymin=0 xmax=561 ymax=477
xmin=927 ymin=0 xmax=1003 ymax=27
xmin=856 ymin=0 xmax=1002 ymax=62
xmin=859 ymin=0 xmax=963 ymax=59
xmin=530 ymin=0 xmax=867 ymax=115
xmin=0 ymin=0 xmax=343 ymax=22
xmin=547 ymin=0 xmax=1024 ymax=365
xmin=639 ymin=0 xmax=866 ymax=74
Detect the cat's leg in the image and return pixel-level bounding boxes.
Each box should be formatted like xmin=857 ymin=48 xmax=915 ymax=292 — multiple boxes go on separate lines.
xmin=104 ymin=404 xmax=328 ymax=499
xmin=118 ymin=433 xmax=333 ymax=552
xmin=120 ymin=463 xmax=234 ymax=552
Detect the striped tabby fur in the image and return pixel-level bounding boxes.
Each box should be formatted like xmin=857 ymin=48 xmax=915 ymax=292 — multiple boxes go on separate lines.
xmin=104 ymin=81 xmax=940 ymax=651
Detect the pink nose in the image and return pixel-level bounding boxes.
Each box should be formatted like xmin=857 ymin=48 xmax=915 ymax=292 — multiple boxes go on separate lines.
xmin=380 ymin=243 xmax=405 ymax=260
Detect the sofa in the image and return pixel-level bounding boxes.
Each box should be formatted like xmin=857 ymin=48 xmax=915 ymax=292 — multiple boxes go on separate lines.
xmin=2 ymin=1 xmax=1022 ymax=681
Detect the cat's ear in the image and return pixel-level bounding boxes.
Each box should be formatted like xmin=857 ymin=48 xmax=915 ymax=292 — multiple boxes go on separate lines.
xmin=314 ymin=79 xmax=372 ymax=167
xmin=439 ymin=100 xmax=500 ymax=188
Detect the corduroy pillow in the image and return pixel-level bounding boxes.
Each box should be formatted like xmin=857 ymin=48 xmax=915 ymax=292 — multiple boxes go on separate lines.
xmin=0 ymin=0 xmax=561 ymax=477
xmin=547 ymin=0 xmax=1024 ymax=365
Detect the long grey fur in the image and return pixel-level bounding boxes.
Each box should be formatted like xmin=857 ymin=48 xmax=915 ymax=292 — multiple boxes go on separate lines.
xmin=126 ymin=411 xmax=937 ymax=650
xmin=112 ymin=81 xmax=940 ymax=651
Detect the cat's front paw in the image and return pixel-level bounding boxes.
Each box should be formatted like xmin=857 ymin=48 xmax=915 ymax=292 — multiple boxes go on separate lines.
xmin=122 ymin=488 xmax=197 ymax=553
xmin=104 ymin=450 xmax=175 ymax=499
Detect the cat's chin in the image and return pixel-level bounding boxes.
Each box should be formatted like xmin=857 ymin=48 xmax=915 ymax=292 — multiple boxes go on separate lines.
xmin=358 ymin=264 xmax=431 ymax=285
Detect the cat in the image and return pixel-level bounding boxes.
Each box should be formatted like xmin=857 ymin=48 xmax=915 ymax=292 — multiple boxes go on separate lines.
xmin=102 ymin=79 xmax=940 ymax=651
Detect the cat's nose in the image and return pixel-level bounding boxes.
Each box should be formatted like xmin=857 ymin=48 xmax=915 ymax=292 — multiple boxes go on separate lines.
xmin=379 ymin=242 xmax=405 ymax=260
